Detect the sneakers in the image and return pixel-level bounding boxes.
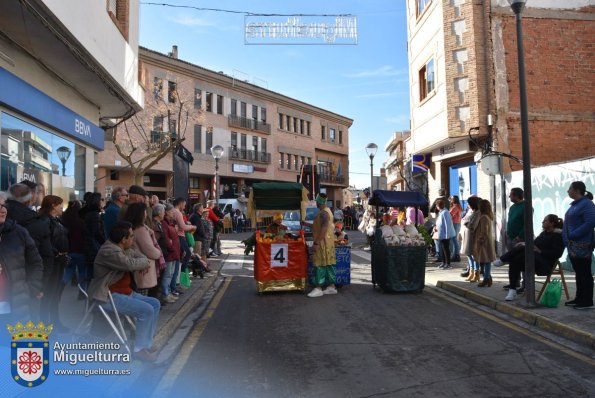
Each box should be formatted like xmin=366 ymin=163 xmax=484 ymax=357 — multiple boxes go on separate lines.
xmin=564 ymin=299 xmax=578 ymax=306
xmin=505 ymin=289 xmax=517 ymax=301
xmin=363 ymin=246 xmax=371 ymax=251
xmin=307 ymin=287 xmax=324 ymax=298
xmin=492 ymin=259 xmax=504 ymax=267
xmin=163 ymin=295 xmax=177 ymax=304
xmin=134 ymin=348 xmax=157 ymax=362
xmin=573 ymin=303 xmax=594 ymax=310
xmin=323 ymin=287 xmax=338 ymax=295
xmin=438 ymin=263 xmax=452 ymax=269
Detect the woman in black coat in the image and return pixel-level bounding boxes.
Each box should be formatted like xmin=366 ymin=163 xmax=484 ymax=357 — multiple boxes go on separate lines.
xmin=0 ymin=205 xmax=44 ymax=324
xmin=496 ymin=214 xmax=565 ymax=301
xmin=38 ymin=195 xmax=70 ymax=331
xmin=79 ymin=192 xmax=105 ymax=285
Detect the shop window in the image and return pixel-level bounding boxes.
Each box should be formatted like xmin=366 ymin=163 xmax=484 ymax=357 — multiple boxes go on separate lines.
xmin=0 ymin=112 xmax=86 ymax=200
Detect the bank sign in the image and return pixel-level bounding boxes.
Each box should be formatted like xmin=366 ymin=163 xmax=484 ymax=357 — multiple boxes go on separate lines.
xmin=0 ymin=68 xmax=104 ymax=150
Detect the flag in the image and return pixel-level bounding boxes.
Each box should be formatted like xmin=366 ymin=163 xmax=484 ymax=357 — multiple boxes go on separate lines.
xmin=175 ymin=144 xmax=194 ymax=165
xmin=412 ymin=154 xmax=430 ymax=172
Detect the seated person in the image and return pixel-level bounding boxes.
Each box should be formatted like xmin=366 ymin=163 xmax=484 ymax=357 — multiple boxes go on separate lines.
xmin=87 ymin=221 xmax=161 ymax=362
xmin=493 ymin=214 xmax=565 ymax=301
xmin=334 ymin=222 xmax=348 ymax=241
xmin=266 ymin=213 xmax=288 ymax=236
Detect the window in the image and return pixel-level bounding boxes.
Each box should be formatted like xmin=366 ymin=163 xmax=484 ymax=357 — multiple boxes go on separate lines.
xmin=169 ymin=119 xmax=177 ymax=137
xmin=306 ymin=121 xmax=311 ymax=136
xmin=261 ymin=138 xmax=267 ymax=153
xmin=240 ymin=102 xmax=247 ymax=118
xmin=194 ymin=124 xmax=202 ymax=153
xmin=286 ymin=115 xmax=291 ymax=131
xmin=151 ymin=116 xmax=163 ymax=143
xmin=279 ymin=113 xmax=284 ymax=129
xmin=339 ymin=130 xmax=343 ymax=144
xmin=168 ymin=81 xmax=176 ymax=103
xmin=307 ymin=157 xmax=311 ymax=165
xmin=300 ymin=120 xmax=304 ymax=135
xmin=321 ymin=125 xmax=326 ymax=140
xmin=206 ymin=128 xmax=213 ymax=153
xmin=261 ymin=108 xmax=267 ymax=123
xmin=252 ymin=105 xmax=258 ymax=121
xmin=231 ymin=99 xmax=237 ymax=116
xmin=240 ymin=133 xmax=247 ymax=151
xmin=153 ymin=77 xmax=163 ymax=101
xmin=194 ymin=88 xmax=202 ymax=109
xmin=189 ymin=177 xmax=200 ymax=189
xmin=107 ymin=0 xmax=130 ymax=40
xmin=419 ymin=58 xmax=435 ymax=102
xmin=206 ymin=92 xmax=213 ymax=112
xmin=417 ymin=0 xmax=432 ymax=17
xmin=301 ymin=156 xmax=305 ymax=169
xmin=293 ymin=118 xmax=298 ymax=133
xmin=252 ymin=136 xmax=258 ymax=152
xmin=279 ymin=153 xmax=284 ymax=168
xmin=329 ymin=128 xmax=336 ymax=142
xmin=231 ymin=132 xmax=238 ymax=149
xmin=294 ymin=155 xmax=299 ymax=170
xmin=286 ymin=154 xmax=291 ymax=169
xmin=217 ymin=95 xmax=224 ymax=115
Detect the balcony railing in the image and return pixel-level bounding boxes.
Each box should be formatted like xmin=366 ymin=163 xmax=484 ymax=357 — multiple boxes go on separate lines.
xmin=228 ymin=115 xmax=271 ymax=134
xmin=318 ymin=173 xmax=345 ymax=185
xmin=228 ymin=147 xmax=271 ymax=164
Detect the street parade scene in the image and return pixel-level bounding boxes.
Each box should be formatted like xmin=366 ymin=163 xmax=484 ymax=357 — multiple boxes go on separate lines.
xmin=0 ymin=0 xmax=594 ymax=397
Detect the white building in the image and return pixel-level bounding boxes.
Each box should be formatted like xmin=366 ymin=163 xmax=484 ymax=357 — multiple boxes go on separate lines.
xmin=0 ymin=0 xmax=143 ymax=198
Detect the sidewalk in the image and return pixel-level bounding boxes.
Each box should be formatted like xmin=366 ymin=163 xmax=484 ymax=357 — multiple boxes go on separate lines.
xmin=424 ymin=258 xmax=595 ymax=351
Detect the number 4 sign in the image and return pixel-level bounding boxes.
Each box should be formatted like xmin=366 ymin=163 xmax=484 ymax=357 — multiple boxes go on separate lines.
xmin=271 ymin=244 xmax=289 ymax=267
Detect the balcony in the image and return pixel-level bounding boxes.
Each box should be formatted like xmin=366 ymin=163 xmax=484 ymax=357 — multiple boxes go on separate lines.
xmin=228 ymin=115 xmax=271 ymax=134
xmin=228 ymin=147 xmax=271 ymax=164
xmin=319 ymin=173 xmax=345 ymax=185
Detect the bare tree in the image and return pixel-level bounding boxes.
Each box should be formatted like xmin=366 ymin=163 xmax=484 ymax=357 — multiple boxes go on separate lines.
xmin=112 ymin=77 xmax=205 ymax=185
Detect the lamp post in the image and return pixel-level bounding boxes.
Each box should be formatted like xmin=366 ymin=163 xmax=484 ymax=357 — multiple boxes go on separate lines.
xmin=509 ymin=0 xmax=535 ymax=305
xmin=56 ymin=146 xmax=71 ymax=176
xmin=365 ymin=143 xmax=378 ymax=197
xmin=211 ymin=145 xmax=224 ymax=207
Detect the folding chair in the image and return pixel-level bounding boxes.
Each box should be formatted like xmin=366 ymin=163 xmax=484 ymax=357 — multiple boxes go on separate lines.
xmin=537 ymin=261 xmax=570 ymax=301
xmin=73 ymin=285 xmax=135 ymax=355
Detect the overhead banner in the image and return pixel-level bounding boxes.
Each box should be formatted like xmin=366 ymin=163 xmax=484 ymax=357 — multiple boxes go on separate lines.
xmin=244 ymin=15 xmax=358 ymax=45
xmin=412 ymin=154 xmax=431 ymax=173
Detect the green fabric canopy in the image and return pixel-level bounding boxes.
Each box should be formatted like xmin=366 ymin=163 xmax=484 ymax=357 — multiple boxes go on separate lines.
xmin=247 ymin=183 xmax=310 ymax=227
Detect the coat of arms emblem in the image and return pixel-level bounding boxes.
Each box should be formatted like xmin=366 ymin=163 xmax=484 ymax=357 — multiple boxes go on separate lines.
xmin=7 ymin=321 xmax=53 ymax=387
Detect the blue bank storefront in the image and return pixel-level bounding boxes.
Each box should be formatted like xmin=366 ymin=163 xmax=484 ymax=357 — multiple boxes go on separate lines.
xmin=0 ymin=67 xmax=103 ymax=200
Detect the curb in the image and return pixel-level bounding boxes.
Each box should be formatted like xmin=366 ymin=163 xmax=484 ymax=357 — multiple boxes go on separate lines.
xmin=436 ymin=280 xmax=595 ymax=350
xmin=152 ymin=255 xmax=227 ymax=350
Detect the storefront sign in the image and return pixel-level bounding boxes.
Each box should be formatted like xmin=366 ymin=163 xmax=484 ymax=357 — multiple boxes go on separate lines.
xmin=0 ymin=68 xmax=104 ymax=150
xmin=432 ymin=140 xmax=471 ymax=162
xmin=232 ymin=164 xmax=254 ymax=173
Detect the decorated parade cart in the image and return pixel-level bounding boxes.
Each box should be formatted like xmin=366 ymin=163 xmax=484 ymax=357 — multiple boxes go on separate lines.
xmin=368 ymin=190 xmax=429 ymax=293
xmin=247 ymin=182 xmax=310 ymax=293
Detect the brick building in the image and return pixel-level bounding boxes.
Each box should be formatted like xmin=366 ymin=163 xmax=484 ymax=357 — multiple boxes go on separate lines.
xmin=96 ymin=46 xmax=352 ymax=208
xmin=405 ymin=0 xmax=594 ymax=216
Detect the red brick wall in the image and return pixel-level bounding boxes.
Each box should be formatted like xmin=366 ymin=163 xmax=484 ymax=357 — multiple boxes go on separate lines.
xmin=501 ymin=14 xmax=595 ymax=170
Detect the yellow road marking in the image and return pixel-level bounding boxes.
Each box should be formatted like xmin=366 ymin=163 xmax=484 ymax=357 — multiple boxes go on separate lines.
xmin=426 ymin=288 xmax=595 ymax=366
xmin=152 ymin=277 xmax=232 ymax=396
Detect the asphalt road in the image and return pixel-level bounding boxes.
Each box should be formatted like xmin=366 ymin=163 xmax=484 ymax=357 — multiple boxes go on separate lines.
xmin=153 ymin=276 xmax=595 ymax=398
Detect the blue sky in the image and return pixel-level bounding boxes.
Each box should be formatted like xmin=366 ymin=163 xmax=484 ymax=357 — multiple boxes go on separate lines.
xmin=139 ymin=0 xmax=410 ymax=189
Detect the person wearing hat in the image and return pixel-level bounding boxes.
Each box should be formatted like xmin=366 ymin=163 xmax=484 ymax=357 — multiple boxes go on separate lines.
xmin=266 ymin=213 xmax=288 ymax=236
xmin=119 ymin=185 xmax=153 ymax=228
xmin=308 ymin=193 xmax=338 ymax=298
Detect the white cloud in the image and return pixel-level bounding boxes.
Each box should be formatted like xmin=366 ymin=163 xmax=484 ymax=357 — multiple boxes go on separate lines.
xmin=355 ymin=92 xmax=398 ymax=99
xmin=344 ymin=65 xmax=407 ymax=78
xmin=169 ymin=15 xmax=215 ymax=27
xmin=384 ymin=115 xmax=410 ymax=125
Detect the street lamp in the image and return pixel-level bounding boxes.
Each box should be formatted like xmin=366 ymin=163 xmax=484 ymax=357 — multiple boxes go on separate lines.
xmin=56 ymin=146 xmax=71 ymax=176
xmin=509 ymin=0 xmax=535 ymax=305
xmin=365 ymin=143 xmax=378 ymax=197
xmin=211 ymin=145 xmax=224 ymax=207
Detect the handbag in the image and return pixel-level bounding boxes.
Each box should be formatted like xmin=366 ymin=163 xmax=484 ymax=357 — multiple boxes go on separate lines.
xmin=180 ymin=269 xmax=191 ymax=288
xmin=567 ymin=240 xmax=594 ymax=258
xmin=539 ymin=278 xmax=562 ymax=308
xmin=185 ymin=232 xmax=196 ymax=248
